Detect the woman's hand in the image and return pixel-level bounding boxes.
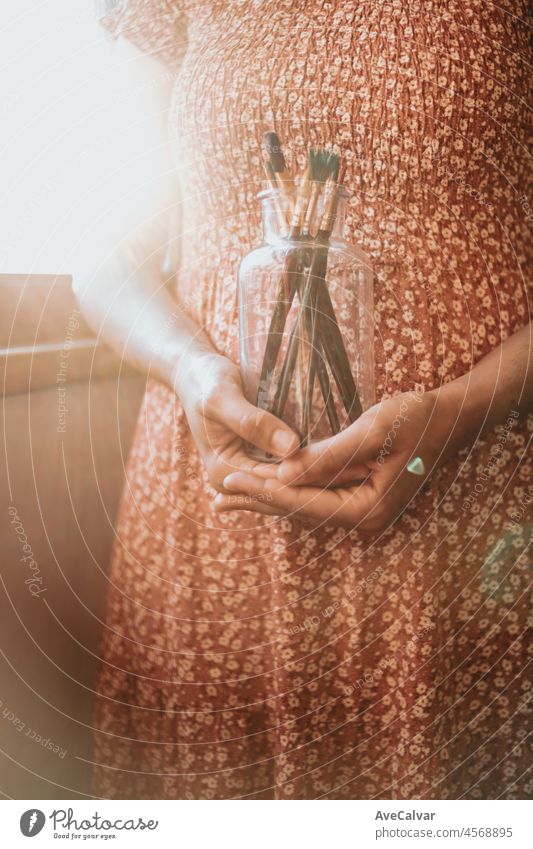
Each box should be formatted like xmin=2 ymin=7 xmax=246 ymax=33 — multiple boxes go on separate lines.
xmin=215 ymin=387 xmax=461 ymax=530
xmin=176 ymin=351 xmax=300 ymax=494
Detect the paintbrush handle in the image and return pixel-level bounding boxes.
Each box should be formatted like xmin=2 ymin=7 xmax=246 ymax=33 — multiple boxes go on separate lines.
xmin=302 ymin=246 xmax=340 ymax=434
xmin=309 ymin=236 xmax=363 ymax=422
xmin=269 ymin=241 xmax=359 ymax=437
xmin=301 ymin=262 xmax=320 ymax=444
xmin=269 ymin=249 xmax=316 ymax=421
xmin=270 ymin=309 xmax=302 ymax=420
xmin=316 ymin=341 xmax=340 ymax=434
xmin=317 ymin=280 xmax=363 ymax=422
xmin=256 ymin=248 xmax=300 ymax=409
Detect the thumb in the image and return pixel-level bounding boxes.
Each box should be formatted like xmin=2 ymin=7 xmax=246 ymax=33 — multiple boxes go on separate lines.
xmin=218 ymin=387 xmax=300 ymax=458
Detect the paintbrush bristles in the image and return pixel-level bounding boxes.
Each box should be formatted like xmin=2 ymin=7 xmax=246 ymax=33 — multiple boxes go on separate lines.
xmin=303 ymin=149 xmax=339 ymax=235
xmin=263 ymin=132 xmax=286 ymax=173
xmin=308 ymin=148 xmax=332 ymax=183
xmin=262 ymin=132 xmax=345 ymax=236
xmin=264 ymin=159 xmax=277 ymax=187
xmin=263 ymin=131 xmax=295 ymax=199
xmin=328 ymin=153 xmax=340 ymax=183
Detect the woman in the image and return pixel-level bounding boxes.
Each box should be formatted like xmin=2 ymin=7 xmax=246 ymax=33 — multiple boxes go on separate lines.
xmin=77 ymin=0 xmax=532 ymax=799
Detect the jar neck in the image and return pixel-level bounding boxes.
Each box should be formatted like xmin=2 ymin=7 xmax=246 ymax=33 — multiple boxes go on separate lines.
xmin=260 ymin=187 xmax=347 ymax=243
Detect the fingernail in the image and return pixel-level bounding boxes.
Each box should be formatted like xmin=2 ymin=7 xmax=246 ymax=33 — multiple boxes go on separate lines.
xmin=252 ymin=462 xmax=277 ymax=478
xmin=223 ymin=473 xmax=242 ymax=491
xmin=214 ymin=495 xmax=228 ymax=512
xmin=277 ymin=459 xmax=303 ymax=482
xmin=271 ymin=429 xmax=297 ymax=455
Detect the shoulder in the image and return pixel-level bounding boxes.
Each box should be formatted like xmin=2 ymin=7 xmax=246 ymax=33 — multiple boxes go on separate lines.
xmin=95 ymin=0 xmax=188 ymax=71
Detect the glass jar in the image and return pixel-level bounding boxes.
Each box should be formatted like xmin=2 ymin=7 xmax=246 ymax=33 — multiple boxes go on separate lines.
xmin=238 ymin=187 xmax=374 ymax=461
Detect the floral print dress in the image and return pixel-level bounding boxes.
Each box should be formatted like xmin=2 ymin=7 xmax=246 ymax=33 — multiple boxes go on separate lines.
xmin=92 ymin=0 xmax=532 ymax=799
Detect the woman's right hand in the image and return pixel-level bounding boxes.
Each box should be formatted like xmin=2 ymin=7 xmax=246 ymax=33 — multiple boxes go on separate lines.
xmin=175 ymin=350 xmax=300 ymax=494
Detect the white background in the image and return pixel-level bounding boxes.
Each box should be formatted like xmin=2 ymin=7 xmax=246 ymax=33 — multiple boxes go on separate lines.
xmin=0 ymin=0 xmax=111 ymax=274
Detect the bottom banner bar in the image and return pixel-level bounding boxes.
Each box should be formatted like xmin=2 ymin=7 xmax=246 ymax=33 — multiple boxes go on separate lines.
xmin=1 ymin=799 xmax=530 ymax=848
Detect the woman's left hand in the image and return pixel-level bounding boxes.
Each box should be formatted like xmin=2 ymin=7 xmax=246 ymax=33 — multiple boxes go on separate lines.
xmin=214 ymin=387 xmax=461 ymax=531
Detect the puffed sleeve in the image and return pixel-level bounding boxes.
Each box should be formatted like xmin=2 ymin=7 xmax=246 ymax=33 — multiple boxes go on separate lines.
xmin=95 ymin=0 xmax=187 ymax=71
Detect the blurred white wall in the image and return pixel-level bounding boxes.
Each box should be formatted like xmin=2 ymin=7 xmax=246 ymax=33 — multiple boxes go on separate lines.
xmin=0 ymin=0 xmax=113 ymax=274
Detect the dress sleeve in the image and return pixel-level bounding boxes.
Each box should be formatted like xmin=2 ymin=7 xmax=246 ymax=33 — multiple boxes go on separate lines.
xmin=95 ymin=0 xmax=187 ymax=71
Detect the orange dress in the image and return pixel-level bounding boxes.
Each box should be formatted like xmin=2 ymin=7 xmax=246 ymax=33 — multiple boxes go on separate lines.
xmin=92 ymin=0 xmax=532 ymax=799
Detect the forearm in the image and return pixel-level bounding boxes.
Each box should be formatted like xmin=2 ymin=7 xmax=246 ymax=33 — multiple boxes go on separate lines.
xmin=432 ymin=321 xmax=533 ymax=461
xmin=74 ymin=247 xmax=213 ymax=394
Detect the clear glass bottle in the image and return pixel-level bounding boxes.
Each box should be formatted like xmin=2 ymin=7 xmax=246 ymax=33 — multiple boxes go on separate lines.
xmin=238 ymin=187 xmax=374 ymax=461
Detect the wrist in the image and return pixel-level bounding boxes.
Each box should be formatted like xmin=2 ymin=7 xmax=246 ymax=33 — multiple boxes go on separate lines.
xmin=427 ymin=377 xmax=485 ymax=465
xmin=172 ymin=344 xmax=225 ymax=404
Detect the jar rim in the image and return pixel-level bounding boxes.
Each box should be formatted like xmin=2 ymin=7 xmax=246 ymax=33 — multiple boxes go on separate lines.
xmin=257 ymin=185 xmax=350 ymax=201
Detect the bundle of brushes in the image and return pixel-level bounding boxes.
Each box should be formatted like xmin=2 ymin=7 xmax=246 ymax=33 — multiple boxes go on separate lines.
xmin=257 ymin=131 xmax=363 ymax=448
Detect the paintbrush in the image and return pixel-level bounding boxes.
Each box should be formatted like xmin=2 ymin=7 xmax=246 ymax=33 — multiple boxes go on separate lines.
xmin=263 ymin=131 xmax=295 ymax=201
xmin=311 ymin=163 xmax=363 ymax=422
xmin=302 ymin=148 xmax=332 ymax=237
xmin=300 ymin=152 xmax=339 ymax=441
xmin=256 ymin=132 xmax=303 ymax=411
xmin=255 ymin=136 xmax=362 ymax=439
xmin=274 ymin=159 xmax=362 ymax=432
xmin=263 ymin=160 xmax=288 ymax=235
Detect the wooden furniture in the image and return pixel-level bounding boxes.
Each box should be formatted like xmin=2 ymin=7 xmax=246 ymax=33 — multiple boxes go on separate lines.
xmin=0 ymin=274 xmax=144 ymax=799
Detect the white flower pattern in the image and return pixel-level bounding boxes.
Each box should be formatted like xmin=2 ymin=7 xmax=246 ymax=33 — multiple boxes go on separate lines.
xmin=92 ymin=0 xmax=532 ymax=799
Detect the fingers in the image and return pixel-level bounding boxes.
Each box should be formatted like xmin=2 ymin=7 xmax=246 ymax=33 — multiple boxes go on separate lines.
xmin=276 ymin=407 xmax=382 ymax=486
xmin=222 ymin=471 xmax=375 ymax=527
xmin=248 ymin=462 xmax=280 ymax=478
xmin=216 ymin=387 xmax=300 ymax=459
xmin=214 ymin=492 xmax=287 ymax=517
xmin=222 ymin=463 xmax=420 ymax=532
xmin=251 ymin=459 xmax=369 ymax=486
xmin=204 ymin=445 xmax=261 ymax=494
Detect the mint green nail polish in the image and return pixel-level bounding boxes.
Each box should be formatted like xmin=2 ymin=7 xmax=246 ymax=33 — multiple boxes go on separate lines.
xmin=406 ymin=456 xmax=425 ymax=476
